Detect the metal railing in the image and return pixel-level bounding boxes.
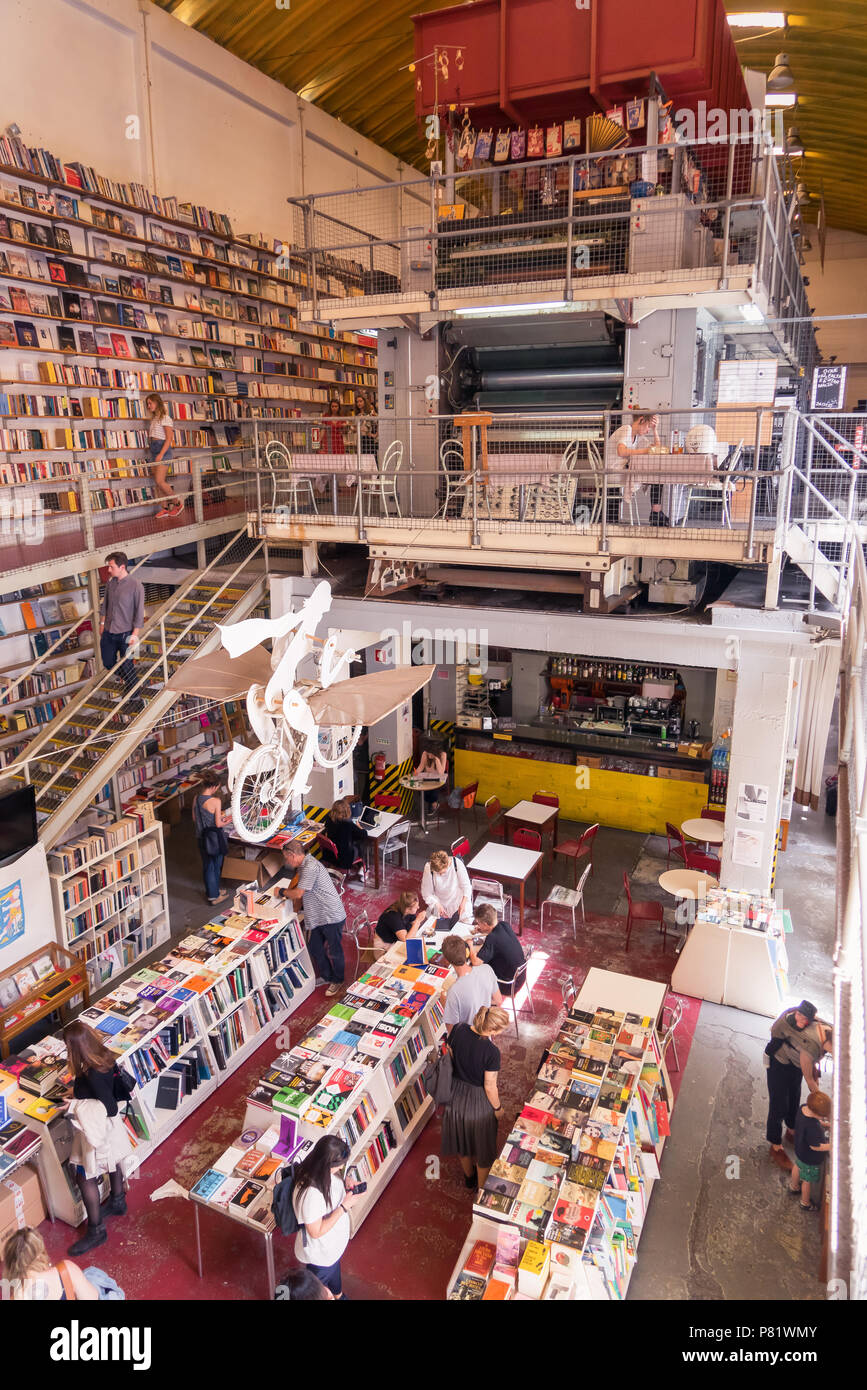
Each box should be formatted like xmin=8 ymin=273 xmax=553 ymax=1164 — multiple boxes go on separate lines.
xmin=831 ymin=529 xmax=867 ymax=1299
xmin=288 ymin=135 xmax=809 ymax=343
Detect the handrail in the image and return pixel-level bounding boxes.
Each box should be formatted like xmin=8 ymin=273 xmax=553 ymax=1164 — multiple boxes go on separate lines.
xmin=11 ymin=527 xmax=263 ymax=795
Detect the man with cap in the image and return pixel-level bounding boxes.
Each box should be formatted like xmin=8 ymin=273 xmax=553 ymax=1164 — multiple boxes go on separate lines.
xmin=764 ymin=1000 xmax=831 ymax=1170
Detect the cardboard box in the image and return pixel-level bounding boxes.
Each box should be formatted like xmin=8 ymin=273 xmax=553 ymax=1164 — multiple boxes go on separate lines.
xmin=221 ymin=855 xmax=259 ymax=883
xmin=0 ymin=1163 xmax=46 ymax=1247
xmin=257 ymin=852 xmax=283 ymax=888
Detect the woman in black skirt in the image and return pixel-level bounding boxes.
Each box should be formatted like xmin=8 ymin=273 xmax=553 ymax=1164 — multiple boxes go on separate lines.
xmin=441 ymin=1004 xmax=510 ymax=1192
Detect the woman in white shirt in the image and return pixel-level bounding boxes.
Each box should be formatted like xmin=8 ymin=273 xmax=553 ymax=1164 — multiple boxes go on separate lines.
xmin=606 ymin=412 xmax=666 ymax=524
xmin=421 ymin=847 xmax=472 ymax=925
xmin=291 ymin=1135 xmax=360 ymax=1299
xmin=145 ymin=392 xmax=182 ymax=518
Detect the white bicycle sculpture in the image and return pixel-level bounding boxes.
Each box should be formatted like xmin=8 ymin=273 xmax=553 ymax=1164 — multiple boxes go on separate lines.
xmin=219 ymin=581 xmax=363 ymax=842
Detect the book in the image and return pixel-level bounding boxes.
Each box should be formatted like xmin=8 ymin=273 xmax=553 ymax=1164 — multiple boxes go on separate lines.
xmin=190 ymin=1168 xmax=224 ymax=1201
xmin=463 ymin=1240 xmax=496 ymax=1279
xmin=448 ymin=1272 xmax=487 ymax=1301
xmin=154 ymin=1071 xmax=184 ymax=1110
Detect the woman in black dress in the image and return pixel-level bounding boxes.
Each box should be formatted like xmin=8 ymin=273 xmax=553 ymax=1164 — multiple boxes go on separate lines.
xmin=64 ymin=1019 xmax=134 ymax=1256
xmin=441 ymin=1004 xmax=510 ymax=1192
xmin=323 ymin=798 xmax=368 ymax=877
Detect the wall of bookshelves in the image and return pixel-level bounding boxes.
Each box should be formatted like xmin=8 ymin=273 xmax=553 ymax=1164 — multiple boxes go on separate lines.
xmin=0 ymin=126 xmax=377 ymax=544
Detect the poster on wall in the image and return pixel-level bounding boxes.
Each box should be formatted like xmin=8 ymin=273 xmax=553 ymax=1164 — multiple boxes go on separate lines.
xmin=0 ymin=879 xmax=25 ymax=952
xmin=0 ymin=841 xmax=56 ymax=971
xmin=736 ymin=782 xmax=769 ymax=824
xmin=732 ymin=828 xmax=764 ymax=868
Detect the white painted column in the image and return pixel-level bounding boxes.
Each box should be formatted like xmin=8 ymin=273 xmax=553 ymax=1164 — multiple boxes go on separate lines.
xmin=720 ymin=642 xmax=795 ymax=893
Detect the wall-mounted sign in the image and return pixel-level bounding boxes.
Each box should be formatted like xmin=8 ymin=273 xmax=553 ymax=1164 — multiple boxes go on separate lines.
xmin=810 ymin=364 xmax=847 ymax=411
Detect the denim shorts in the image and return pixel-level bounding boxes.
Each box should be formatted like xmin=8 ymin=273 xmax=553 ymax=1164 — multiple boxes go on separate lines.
xmin=148 ymin=440 xmax=171 ymax=463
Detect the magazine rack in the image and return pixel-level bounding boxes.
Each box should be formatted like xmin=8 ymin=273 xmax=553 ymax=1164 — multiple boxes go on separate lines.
xmin=0 ymin=943 xmax=89 ymax=1057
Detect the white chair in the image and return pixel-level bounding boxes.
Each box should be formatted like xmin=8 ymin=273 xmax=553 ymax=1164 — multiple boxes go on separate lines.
xmin=595 ymin=437 xmax=639 ymax=524
xmin=360 ymin=439 xmax=403 ymax=517
xmin=561 ymin=974 xmax=577 ymax=1012
xmin=680 ymin=442 xmax=743 ymax=529
xmin=553 ymin=438 xmax=582 ymax=523
xmin=345 ymin=910 xmax=377 ymax=974
xmin=264 ymin=439 xmax=318 ymax=514
xmin=659 ymin=996 xmax=684 ymax=1070
xmin=470 ymin=875 xmax=511 ymax=925
xmin=441 ymin=439 xmax=494 ymax=521
xmin=540 ymin=863 xmax=591 ymax=939
xmin=380 ymin=820 xmax=411 ymax=878
xmin=497 ymin=947 xmax=537 ymax=1037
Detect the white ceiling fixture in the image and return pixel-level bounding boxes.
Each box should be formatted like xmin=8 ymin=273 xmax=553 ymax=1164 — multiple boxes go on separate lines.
xmin=740 ymin=304 xmax=765 ymax=323
xmin=765 ymin=92 xmax=797 ymax=108
xmin=728 ymin=12 xmax=786 ymax=27
xmin=767 ymin=53 xmax=796 ymax=91
xmin=454 ymin=301 xmax=572 ymax=318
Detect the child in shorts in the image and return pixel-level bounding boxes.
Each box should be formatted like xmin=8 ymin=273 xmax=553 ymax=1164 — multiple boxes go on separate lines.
xmin=784 ymin=1090 xmax=831 ymax=1211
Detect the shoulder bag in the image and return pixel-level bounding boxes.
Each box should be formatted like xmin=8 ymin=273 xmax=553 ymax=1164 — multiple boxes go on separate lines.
xmin=422 ymin=1038 xmax=455 ymax=1108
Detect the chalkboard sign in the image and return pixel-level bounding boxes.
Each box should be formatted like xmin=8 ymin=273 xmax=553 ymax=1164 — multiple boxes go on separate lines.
xmin=811 ymin=364 xmax=847 ymax=411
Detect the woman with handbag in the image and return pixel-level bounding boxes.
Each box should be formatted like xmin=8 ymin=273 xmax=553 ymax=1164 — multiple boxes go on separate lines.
xmin=2 ymin=1227 xmax=100 ymax=1300
xmin=441 ymin=1004 xmax=510 ymax=1192
xmin=291 ymin=1134 xmax=361 ymax=1299
xmin=64 ymin=1020 xmax=136 ymax=1257
xmin=193 ymin=772 xmax=228 ymax=905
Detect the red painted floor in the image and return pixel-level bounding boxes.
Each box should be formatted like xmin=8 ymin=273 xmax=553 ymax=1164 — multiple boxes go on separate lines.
xmin=38 ymin=867 xmax=699 ymax=1300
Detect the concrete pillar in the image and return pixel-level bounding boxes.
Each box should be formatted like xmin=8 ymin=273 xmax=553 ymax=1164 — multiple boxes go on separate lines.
xmin=365 ymin=640 xmax=413 ymax=768
xmin=720 ymin=643 xmax=795 ymax=893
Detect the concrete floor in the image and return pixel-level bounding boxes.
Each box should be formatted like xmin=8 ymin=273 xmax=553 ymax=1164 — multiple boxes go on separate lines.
xmin=152 ymin=780 xmax=837 ymax=1302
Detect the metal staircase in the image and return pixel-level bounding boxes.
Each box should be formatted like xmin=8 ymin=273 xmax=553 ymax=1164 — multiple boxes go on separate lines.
xmin=7 ymin=530 xmax=268 ymax=848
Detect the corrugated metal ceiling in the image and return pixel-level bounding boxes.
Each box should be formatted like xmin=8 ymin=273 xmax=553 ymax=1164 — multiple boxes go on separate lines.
xmin=154 ymin=0 xmax=867 ymax=233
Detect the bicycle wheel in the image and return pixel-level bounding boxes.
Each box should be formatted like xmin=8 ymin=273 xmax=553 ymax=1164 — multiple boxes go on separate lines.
xmin=231 ymin=742 xmax=294 ymax=843
xmin=314 ymin=723 xmax=362 ymax=769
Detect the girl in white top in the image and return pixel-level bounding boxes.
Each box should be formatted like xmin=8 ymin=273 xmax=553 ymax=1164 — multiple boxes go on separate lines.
xmin=421 ymin=847 xmax=472 ymax=921
xmin=291 ymin=1135 xmax=360 ymax=1298
xmin=145 ymin=392 xmax=182 ymax=518
xmin=605 ymin=412 xmax=667 ymax=523
xmin=3 ymin=1227 xmax=99 ymax=1300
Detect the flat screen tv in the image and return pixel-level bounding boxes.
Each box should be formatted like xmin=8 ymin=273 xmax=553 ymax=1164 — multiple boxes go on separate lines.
xmin=0 ymin=785 xmax=38 ymax=864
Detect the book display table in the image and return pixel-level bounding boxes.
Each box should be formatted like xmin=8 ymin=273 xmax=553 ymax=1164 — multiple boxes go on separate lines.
xmin=1 ymin=885 xmax=314 ymax=1226
xmin=670 ymin=886 xmax=790 ymax=1016
xmin=448 ymin=970 xmax=673 ymax=1301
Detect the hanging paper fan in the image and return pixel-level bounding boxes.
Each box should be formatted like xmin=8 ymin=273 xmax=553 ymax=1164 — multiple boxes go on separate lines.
xmin=586 ymin=113 xmax=631 ymax=154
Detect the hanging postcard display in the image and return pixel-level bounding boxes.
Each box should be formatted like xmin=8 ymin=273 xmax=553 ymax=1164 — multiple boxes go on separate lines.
xmin=474 ymin=128 xmax=493 ymax=160
xmin=510 ymin=128 xmax=526 ymax=160
xmin=605 ymin=106 xmax=625 ymax=127
xmin=457 ymin=117 xmax=476 ymax=161
xmin=563 ymin=118 xmax=582 ymax=150
xmin=493 ymin=129 xmax=511 ymax=162
xmin=527 ymin=126 xmax=545 ymax=157
xmin=546 ymin=124 xmax=563 ymax=157
xmin=626 ymin=99 xmax=645 ymax=131
xmin=541 ymin=166 xmax=557 ymax=204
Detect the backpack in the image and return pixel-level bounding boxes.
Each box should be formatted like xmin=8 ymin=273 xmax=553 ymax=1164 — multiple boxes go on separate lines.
xmin=271 ymin=1164 xmax=303 ymax=1237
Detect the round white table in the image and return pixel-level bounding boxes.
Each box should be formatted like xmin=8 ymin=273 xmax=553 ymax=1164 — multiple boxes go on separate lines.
xmin=399 ymin=775 xmax=446 ymax=835
xmin=681 ymin=817 xmax=725 ymax=850
xmin=659 ymin=868 xmax=719 ymax=899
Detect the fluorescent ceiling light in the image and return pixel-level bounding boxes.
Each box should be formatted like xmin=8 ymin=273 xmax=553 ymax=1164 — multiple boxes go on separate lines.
xmin=765 ymin=92 xmax=797 ymax=107
xmin=740 ymin=304 xmax=765 ymax=322
xmin=773 ymin=144 xmax=803 ymax=156
xmin=728 ymin=12 xmax=786 ymax=27
xmin=454 ymin=301 xmax=571 ymax=318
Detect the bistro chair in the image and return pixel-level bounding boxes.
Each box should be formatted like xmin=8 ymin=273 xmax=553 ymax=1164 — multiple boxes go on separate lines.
xmin=561 ymin=974 xmax=578 ymax=1013
xmin=680 ymin=442 xmax=743 ymax=529
xmin=316 ymin=831 xmax=365 ymax=882
xmin=451 ymin=836 xmax=471 ymax=859
xmin=513 ymin=826 xmax=542 ymax=853
xmin=623 ymin=871 xmax=667 ymax=951
xmin=553 ymin=822 xmax=599 ymax=887
xmin=665 ymin=821 xmax=688 ymax=870
xmin=660 ymin=996 xmax=684 ymax=1071
xmin=484 ymin=795 xmax=506 ymax=841
xmin=677 ymin=827 xmax=720 ymax=877
xmin=264 ymin=439 xmax=318 ymax=515
xmin=532 ymin=790 xmax=560 ymax=853
xmin=444 ymin=780 xmax=479 ymax=836
xmin=380 ymin=821 xmax=411 ymax=879
xmin=540 ymin=863 xmax=591 ymax=940
xmin=470 ymin=876 xmax=511 ymax=925
xmin=345 ymin=910 xmax=377 ymax=973
xmin=373 ymin=792 xmax=402 ymax=812
xmin=497 ymin=948 xmax=537 ymax=1038
xmin=702 ymin=806 xmax=726 ymax=822
xmin=360 ymin=438 xmax=403 ymax=517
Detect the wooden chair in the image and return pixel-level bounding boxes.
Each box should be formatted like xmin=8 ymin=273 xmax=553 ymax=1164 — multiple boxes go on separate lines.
xmin=553 ymin=822 xmax=599 ymax=887
xmin=484 ymin=795 xmax=506 ymax=841
xmin=623 ymin=871 xmax=667 ymax=951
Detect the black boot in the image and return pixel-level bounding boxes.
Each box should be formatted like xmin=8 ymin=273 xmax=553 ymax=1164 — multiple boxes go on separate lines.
xmin=68 ymin=1222 xmax=107 ymax=1256
xmin=105 ymin=1194 xmax=127 ymax=1217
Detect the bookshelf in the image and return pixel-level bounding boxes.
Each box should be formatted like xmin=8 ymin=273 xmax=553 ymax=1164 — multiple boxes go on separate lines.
xmin=0 ymin=574 xmax=93 ymax=764
xmin=0 ymin=126 xmax=377 ymax=547
xmin=241 ymin=939 xmax=449 ymax=1234
xmin=48 ymin=815 xmax=171 ymax=994
xmin=4 ymin=890 xmax=314 ymax=1226
xmin=448 ymin=987 xmax=674 ymax=1301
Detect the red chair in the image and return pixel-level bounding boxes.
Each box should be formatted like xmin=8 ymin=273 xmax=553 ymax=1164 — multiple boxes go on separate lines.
xmin=665 ymin=822 xmax=688 ymax=870
xmin=316 ymin=832 xmax=340 ymax=865
xmin=317 ymin=832 xmax=366 ymax=882
xmin=677 ymin=828 xmax=720 ymax=877
xmin=531 ymin=790 xmax=560 ymax=854
xmin=513 ymin=827 xmax=542 ymax=853
xmin=451 ymin=836 xmax=470 ymax=859
xmin=484 ymin=795 xmax=506 ymax=841
xmin=623 ymin=872 xmax=667 ymax=951
xmin=702 ymin=806 xmax=726 ymax=822
xmin=373 ymin=792 xmax=401 ymax=812
xmin=554 ymin=822 xmax=599 ymax=887
xmin=443 ymin=780 xmax=479 ymax=836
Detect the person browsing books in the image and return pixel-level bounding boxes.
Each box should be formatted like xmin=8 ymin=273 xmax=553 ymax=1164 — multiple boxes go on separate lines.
xmin=63 ymin=1019 xmax=135 ymax=1258
xmin=469 ymin=903 xmax=524 ymax=997
xmin=375 ymin=890 xmax=427 ymax=954
xmin=192 ymin=771 xmax=228 ymax=905
xmin=277 ymin=841 xmax=347 ymax=997
xmin=441 ymin=934 xmax=502 ymax=1034
xmin=99 ymin=551 xmax=144 ymax=695
xmin=291 ymin=1134 xmax=360 ymax=1298
xmin=2 ymin=1228 xmax=100 ymax=1301
xmin=783 ymin=1090 xmax=831 ymax=1212
xmin=145 ymin=392 xmax=182 ymax=517
xmin=441 ymin=1005 xmax=510 ymax=1192
xmin=421 ymin=848 xmax=471 ymax=926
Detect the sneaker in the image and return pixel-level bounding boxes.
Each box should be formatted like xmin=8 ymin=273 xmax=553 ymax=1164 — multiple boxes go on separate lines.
xmin=68 ymin=1222 xmax=107 ymax=1256
xmin=325 ymin=982 xmax=344 ymax=997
